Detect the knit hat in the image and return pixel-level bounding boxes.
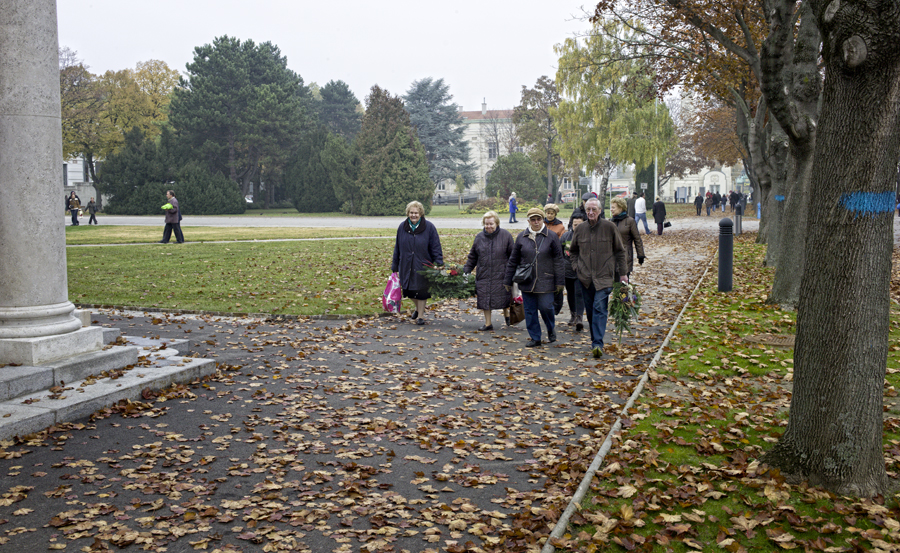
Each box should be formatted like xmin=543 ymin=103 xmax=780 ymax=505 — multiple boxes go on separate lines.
xmin=526 ymin=207 xmax=545 ymax=219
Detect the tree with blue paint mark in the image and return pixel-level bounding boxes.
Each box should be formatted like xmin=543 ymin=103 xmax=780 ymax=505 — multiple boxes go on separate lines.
xmin=762 ymin=0 xmax=900 ymax=497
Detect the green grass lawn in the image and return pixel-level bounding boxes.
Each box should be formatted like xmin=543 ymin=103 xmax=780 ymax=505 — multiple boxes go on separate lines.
xmin=68 ymin=232 xmax=479 ymax=315
xmin=65 ymin=225 xmax=400 ymax=245
xmin=550 ymin=236 xmax=900 ymax=553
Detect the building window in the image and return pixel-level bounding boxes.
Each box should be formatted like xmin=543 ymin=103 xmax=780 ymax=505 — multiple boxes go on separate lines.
xmin=514 ymin=145 xmax=524 ymax=154
xmin=436 ymin=181 xmax=446 ymax=191
xmin=488 ymin=142 xmax=498 ymax=160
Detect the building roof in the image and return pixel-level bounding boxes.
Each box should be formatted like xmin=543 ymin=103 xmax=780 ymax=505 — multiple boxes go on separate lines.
xmin=460 ymin=109 xmax=515 ymax=121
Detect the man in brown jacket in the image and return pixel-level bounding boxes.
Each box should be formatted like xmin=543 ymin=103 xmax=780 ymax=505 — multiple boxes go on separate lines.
xmin=569 ymin=197 xmax=628 ymax=358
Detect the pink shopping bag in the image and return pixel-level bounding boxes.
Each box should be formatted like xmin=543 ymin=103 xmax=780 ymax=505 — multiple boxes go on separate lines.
xmin=382 ymin=272 xmax=402 ymax=313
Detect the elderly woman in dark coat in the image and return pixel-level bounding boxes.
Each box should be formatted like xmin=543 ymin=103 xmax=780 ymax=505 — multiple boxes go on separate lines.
xmin=610 ymin=196 xmax=645 ymax=278
xmin=391 ymin=201 xmax=443 ymax=325
xmin=464 ymin=210 xmax=514 ymax=331
xmin=504 ymin=207 xmax=565 ymax=348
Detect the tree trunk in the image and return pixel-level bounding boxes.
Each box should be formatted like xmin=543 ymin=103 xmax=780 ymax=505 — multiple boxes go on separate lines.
xmin=763 ymin=0 xmax=900 ymax=497
xmin=763 ymin=0 xmax=820 ymax=307
xmin=763 ymin=125 xmax=789 ymax=267
xmin=546 ymin=137 xmax=554 ymax=201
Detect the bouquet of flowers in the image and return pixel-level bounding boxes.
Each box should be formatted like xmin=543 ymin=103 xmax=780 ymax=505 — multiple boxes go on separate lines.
xmin=609 ymin=282 xmax=642 ymax=344
xmin=418 ymin=263 xmax=476 ymax=299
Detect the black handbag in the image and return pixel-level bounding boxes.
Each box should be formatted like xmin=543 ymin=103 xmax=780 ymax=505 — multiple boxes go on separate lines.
xmin=512 ymin=262 xmax=534 ymax=284
xmin=663 ymin=220 xmax=672 ymax=228
xmin=512 ymin=235 xmax=543 ymax=284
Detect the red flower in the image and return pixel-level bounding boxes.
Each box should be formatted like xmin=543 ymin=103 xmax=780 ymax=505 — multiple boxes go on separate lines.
xmin=450 ymin=269 xmax=458 ymax=276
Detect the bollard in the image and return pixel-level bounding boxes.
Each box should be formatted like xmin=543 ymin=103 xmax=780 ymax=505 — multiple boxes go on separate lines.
xmin=734 ymin=203 xmax=743 ymax=235
xmin=718 ymin=218 xmax=733 ymax=292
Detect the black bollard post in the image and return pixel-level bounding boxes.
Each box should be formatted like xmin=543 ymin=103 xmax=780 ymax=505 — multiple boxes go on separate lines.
xmin=734 ymin=203 xmax=743 ymax=235
xmin=719 ymin=218 xmax=733 ymax=292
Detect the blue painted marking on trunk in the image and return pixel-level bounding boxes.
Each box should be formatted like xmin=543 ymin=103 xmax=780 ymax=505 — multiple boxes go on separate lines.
xmin=839 ymin=191 xmax=896 ymax=217
xmin=774 ymin=195 xmax=785 ymax=201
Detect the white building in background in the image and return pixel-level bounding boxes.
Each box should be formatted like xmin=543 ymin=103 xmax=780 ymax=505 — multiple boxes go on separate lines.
xmin=63 ymin=156 xmax=101 ymax=206
xmin=456 ymin=102 xmax=519 ymax=196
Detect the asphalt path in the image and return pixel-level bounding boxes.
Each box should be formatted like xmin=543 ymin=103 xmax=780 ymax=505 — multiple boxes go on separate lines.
xmin=2 ymin=226 xmax=719 ymax=551
xmin=76 ymin=212 xmax=761 ymax=232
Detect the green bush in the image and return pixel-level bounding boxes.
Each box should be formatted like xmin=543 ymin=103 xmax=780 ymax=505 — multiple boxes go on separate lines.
xmin=464 ymin=197 xmax=542 ymax=215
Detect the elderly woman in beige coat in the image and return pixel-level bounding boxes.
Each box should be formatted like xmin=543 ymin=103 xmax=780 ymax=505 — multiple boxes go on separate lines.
xmin=609 ymin=196 xmax=645 ymax=278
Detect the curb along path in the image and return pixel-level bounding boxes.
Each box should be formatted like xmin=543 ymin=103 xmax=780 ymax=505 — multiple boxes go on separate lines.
xmin=2 ymin=229 xmax=718 ymax=552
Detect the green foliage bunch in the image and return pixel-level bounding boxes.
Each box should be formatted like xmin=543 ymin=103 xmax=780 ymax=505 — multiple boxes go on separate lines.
xmin=317 ymin=80 xmax=362 ymax=141
xmin=609 ymin=282 xmax=642 ymax=344
xmin=320 ymin=133 xmax=361 ymax=214
xmin=418 ymin=264 xmax=476 ymax=299
xmin=355 ymin=86 xmax=433 ymax=216
xmin=485 ymin=153 xmax=546 ymax=203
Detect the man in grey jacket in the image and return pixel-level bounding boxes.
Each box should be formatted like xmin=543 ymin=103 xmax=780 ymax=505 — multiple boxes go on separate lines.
xmin=568 ymin=197 xmax=628 ymax=358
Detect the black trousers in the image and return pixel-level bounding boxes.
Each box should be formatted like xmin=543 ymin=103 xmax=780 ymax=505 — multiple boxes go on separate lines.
xmin=88 ymin=214 xmax=97 ymax=224
xmin=162 ymin=223 xmax=184 ymax=243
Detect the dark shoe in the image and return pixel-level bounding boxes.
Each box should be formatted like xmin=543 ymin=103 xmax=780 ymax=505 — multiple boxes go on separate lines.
xmin=157 ymin=241 xmax=167 ymax=244
xmin=411 ymin=310 xmax=418 ymax=320
xmin=525 ymin=339 xmax=541 ymax=348
xmin=415 ymin=318 xmax=425 ymax=325
xmin=548 ymin=332 xmax=557 ymax=343
xmin=591 ymin=347 xmax=604 ymax=359
xmin=504 ymin=316 xmax=511 ymax=326
xmin=575 ymin=320 xmax=584 ymax=332
xmin=478 ymin=325 xmax=494 ymax=331
xmin=567 ymin=317 xmax=576 ymax=326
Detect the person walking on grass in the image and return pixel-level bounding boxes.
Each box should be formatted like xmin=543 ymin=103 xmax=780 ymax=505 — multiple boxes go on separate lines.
xmin=505 ymin=208 xmax=565 ymax=348
xmin=158 ymin=190 xmax=184 ymax=244
xmin=392 ymin=201 xmax=444 ymax=326
xmin=568 ymin=198 xmax=628 ymax=359
xmin=464 ymin=211 xmax=514 ymax=331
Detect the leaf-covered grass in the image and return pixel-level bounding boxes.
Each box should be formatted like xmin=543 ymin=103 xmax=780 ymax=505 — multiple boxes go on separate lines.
xmin=553 ymin=235 xmax=900 ymax=553
xmin=65 ymin=225 xmax=399 ymax=245
xmin=67 ymin=233 xmax=478 ymax=315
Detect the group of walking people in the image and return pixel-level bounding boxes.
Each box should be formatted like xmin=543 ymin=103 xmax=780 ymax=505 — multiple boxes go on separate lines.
xmin=695 ymin=190 xmax=744 ymax=216
xmin=392 ymin=196 xmax=643 ymax=358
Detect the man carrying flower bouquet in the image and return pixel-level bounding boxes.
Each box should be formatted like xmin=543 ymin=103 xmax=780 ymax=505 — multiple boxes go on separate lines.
xmin=568 ymin=197 xmax=628 ymax=359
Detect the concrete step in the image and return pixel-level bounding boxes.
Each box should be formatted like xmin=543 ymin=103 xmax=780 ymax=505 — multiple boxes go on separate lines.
xmin=0 ymin=334 xmax=215 ymax=441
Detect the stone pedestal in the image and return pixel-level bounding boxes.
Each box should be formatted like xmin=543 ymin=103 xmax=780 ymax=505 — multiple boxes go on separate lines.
xmin=0 ymin=1 xmax=95 ymax=363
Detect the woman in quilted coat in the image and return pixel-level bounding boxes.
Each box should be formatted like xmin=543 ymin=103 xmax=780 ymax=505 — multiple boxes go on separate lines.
xmin=464 ymin=211 xmax=514 ymax=331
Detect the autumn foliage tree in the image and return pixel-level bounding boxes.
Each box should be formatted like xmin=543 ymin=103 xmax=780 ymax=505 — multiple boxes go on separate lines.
xmin=514 ymin=77 xmax=562 ymax=200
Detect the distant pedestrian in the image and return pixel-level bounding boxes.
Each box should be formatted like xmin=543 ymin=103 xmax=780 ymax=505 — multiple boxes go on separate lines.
xmin=627 ymin=191 xmax=638 ymax=219
xmin=87 ymin=197 xmax=98 ymax=225
xmin=721 ymin=194 xmax=728 ymax=211
xmin=508 ymin=192 xmax=518 ymax=223
xmin=610 ymin=197 xmax=644 ymax=279
xmin=391 ymin=201 xmax=444 ymax=325
xmin=158 ymin=190 xmax=184 ymax=244
xmin=505 ymin=208 xmax=565 ymax=348
xmin=694 ymin=193 xmax=703 ymax=216
xmin=568 ymin=198 xmax=628 ymax=359
xmin=652 ymin=197 xmax=667 ymax=235
xmin=705 ymin=192 xmax=713 ymax=216
xmin=634 ymin=192 xmax=650 ymax=235
xmin=67 ymin=191 xmax=81 ymax=226
xmin=464 ymin=211 xmax=514 ymax=331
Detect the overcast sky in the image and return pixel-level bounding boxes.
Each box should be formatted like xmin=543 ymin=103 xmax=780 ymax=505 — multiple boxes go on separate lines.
xmin=57 ymin=0 xmax=591 ymax=111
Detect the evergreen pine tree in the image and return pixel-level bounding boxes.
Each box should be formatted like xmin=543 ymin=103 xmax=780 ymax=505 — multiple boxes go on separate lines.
xmin=355 ymin=86 xmax=432 ymax=216
xmin=321 ymin=132 xmax=361 ymax=214
xmin=318 ymin=80 xmax=362 ymax=141
xmin=403 ymin=77 xmax=476 ymax=189
xmin=284 ymin=126 xmax=341 ymax=212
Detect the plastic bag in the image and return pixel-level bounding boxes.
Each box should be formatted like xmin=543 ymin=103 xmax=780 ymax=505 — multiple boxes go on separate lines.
xmin=382 ymin=272 xmax=402 ymax=313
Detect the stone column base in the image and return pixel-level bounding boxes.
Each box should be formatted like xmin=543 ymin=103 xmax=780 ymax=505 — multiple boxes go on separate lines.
xmin=0 ymin=327 xmax=104 ymax=365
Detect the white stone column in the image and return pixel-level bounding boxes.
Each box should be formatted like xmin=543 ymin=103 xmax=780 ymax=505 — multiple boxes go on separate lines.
xmin=0 ymin=0 xmax=101 ymax=364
